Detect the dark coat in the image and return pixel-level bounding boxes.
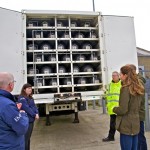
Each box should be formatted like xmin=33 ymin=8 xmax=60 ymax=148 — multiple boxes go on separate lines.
xmin=113 ymin=87 xmax=142 ymax=135
xmin=18 ymin=96 xmax=38 ymax=123
xmin=138 ymin=74 xmax=146 ymax=121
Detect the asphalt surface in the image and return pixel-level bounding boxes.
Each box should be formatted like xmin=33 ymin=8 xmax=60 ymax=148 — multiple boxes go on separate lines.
xmin=31 ymin=107 xmax=150 ymax=150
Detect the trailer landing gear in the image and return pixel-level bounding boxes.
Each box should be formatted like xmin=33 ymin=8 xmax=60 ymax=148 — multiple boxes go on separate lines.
xmin=46 ymin=114 xmax=51 ymax=126
xmin=73 ymin=112 xmax=79 ymax=123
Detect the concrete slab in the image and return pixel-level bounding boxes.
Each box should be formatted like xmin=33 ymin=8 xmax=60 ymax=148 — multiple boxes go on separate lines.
xmin=31 ymin=108 xmax=150 ymax=150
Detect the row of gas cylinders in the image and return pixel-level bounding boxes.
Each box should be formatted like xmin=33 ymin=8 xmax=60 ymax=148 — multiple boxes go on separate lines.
xmin=30 ymin=32 xmax=97 ymax=39
xmin=28 ymin=65 xmax=95 ymax=74
xmin=28 ymin=43 xmax=94 ymax=50
xmin=32 ymin=77 xmax=100 ymax=87
xmin=28 ymin=21 xmax=93 ymax=27
xmin=33 ymin=54 xmax=98 ymax=62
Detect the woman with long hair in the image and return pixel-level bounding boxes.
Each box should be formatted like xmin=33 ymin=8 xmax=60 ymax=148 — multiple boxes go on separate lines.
xmin=18 ymin=83 xmax=39 ymax=150
xmin=113 ymin=65 xmax=144 ymax=150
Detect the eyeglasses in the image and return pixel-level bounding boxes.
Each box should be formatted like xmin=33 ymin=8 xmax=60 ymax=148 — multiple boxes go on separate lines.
xmin=11 ymin=80 xmax=16 ymax=83
xmin=9 ymin=80 xmax=16 ymax=85
xmin=112 ymin=75 xmax=118 ymax=77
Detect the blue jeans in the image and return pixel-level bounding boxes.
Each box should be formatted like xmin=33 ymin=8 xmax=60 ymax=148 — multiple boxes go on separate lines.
xmin=138 ymin=121 xmax=148 ymax=150
xmin=120 ymin=134 xmax=138 ymax=150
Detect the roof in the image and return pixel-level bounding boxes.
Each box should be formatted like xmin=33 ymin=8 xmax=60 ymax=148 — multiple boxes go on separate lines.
xmin=137 ymin=47 xmax=150 ymax=56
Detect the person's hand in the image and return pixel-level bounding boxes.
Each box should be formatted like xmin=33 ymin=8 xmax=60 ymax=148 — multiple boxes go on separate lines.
xmin=19 ymin=110 xmax=25 ymax=113
xmin=16 ymin=103 xmax=22 ymax=110
xmin=112 ymin=106 xmax=117 ymax=114
xmin=35 ymin=114 xmax=39 ymax=120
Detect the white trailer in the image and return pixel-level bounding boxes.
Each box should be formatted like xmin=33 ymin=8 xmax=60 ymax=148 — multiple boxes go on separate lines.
xmin=0 ymin=7 xmax=138 ymax=125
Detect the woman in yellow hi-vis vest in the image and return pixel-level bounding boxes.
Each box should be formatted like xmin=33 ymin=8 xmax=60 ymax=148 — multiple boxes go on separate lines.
xmin=102 ymin=71 xmax=121 ymax=142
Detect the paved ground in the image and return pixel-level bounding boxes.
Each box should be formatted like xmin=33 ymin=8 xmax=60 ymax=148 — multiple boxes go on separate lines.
xmin=31 ymin=107 xmax=150 ymax=150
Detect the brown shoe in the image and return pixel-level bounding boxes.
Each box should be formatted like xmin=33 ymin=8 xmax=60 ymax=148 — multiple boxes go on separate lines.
xmin=102 ymin=137 xmax=115 ymax=142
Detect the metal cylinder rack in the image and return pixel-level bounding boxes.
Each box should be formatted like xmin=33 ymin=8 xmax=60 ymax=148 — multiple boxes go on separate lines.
xmin=26 ymin=13 xmax=102 ymax=94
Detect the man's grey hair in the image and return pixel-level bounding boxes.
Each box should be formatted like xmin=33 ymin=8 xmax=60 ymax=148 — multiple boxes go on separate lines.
xmin=0 ymin=72 xmax=14 ymax=89
xmin=112 ymin=71 xmax=119 ymax=76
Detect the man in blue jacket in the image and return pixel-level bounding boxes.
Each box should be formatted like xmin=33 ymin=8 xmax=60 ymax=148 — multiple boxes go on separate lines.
xmin=0 ymin=72 xmax=29 ymax=150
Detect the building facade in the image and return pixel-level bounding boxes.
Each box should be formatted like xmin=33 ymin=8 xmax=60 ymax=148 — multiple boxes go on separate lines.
xmin=137 ymin=47 xmax=150 ymax=78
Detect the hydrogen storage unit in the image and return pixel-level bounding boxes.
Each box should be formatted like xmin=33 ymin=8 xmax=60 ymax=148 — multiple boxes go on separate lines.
xmin=25 ymin=11 xmax=102 ymax=95
xmin=0 ymin=8 xmax=138 ymax=124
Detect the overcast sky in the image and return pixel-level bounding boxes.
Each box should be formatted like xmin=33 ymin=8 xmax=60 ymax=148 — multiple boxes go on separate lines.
xmin=0 ymin=0 xmax=149 ymax=51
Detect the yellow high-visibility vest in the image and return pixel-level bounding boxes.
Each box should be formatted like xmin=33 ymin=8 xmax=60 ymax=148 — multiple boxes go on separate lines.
xmin=106 ymin=80 xmax=121 ymax=115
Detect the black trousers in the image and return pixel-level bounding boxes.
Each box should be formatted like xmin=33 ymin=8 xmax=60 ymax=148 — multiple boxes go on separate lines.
xmin=138 ymin=121 xmax=148 ymax=150
xmin=108 ymin=114 xmax=116 ymax=139
xmin=25 ymin=122 xmax=34 ymax=150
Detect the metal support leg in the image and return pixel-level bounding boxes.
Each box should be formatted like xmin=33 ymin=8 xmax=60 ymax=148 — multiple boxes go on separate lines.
xmin=45 ymin=104 xmax=51 ymax=126
xmin=86 ymin=101 xmax=88 ymax=110
xmin=46 ymin=114 xmax=51 ymax=126
xmin=73 ymin=112 xmax=79 ymax=123
xmin=73 ymin=102 xmax=79 ymax=123
xmin=92 ymin=100 xmax=96 ymax=109
xmin=102 ymin=97 xmax=106 ymax=114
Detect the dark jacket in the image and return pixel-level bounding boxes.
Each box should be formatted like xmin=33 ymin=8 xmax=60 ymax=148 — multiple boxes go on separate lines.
xmin=113 ymin=87 xmax=142 ymax=135
xmin=138 ymin=74 xmax=146 ymax=121
xmin=0 ymin=89 xmax=29 ymax=150
xmin=18 ymin=96 xmax=38 ymax=123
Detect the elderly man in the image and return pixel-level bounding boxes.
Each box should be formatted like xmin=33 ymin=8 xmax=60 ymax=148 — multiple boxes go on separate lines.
xmin=102 ymin=71 xmax=121 ymax=142
xmin=0 ymin=72 xmax=29 ymax=150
